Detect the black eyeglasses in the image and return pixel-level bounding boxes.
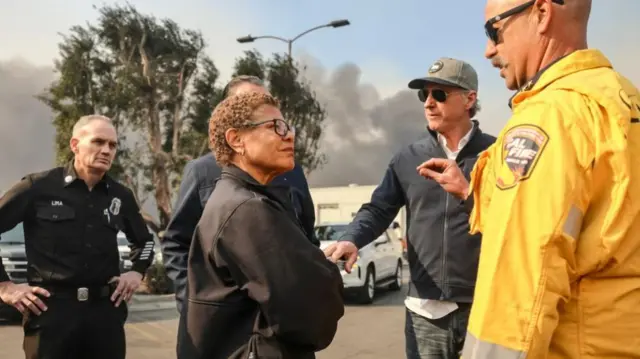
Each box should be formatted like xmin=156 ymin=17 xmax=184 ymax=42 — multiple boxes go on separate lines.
xmin=418 ymin=88 xmax=450 ymax=103
xmin=485 ymin=0 xmax=564 ymax=44
xmin=243 ymin=119 xmax=293 ymax=137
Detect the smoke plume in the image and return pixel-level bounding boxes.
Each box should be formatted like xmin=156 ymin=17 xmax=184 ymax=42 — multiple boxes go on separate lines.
xmin=0 ymin=59 xmax=55 ymax=191
xmin=0 ymin=55 xmax=491 ymax=191
xmin=300 ymin=56 xmax=428 ymax=187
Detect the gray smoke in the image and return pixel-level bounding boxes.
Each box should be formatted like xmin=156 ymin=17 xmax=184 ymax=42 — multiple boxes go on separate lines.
xmin=0 ymin=57 xmax=429 ymax=192
xmin=0 ymin=59 xmax=56 ymax=192
xmin=300 ymin=58 xmax=426 ymax=187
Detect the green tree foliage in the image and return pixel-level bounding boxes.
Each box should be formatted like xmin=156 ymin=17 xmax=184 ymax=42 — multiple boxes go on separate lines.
xmin=232 ymin=50 xmax=328 ymax=173
xmin=38 ymin=4 xmax=219 ymax=232
xmin=40 ymin=4 xmax=328 ymax=233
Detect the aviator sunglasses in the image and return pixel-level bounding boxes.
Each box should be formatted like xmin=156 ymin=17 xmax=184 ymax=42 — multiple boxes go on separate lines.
xmin=485 ymin=0 xmax=564 ymax=44
xmin=417 ymin=88 xmax=450 ymax=103
xmin=243 ymin=118 xmax=294 ymax=137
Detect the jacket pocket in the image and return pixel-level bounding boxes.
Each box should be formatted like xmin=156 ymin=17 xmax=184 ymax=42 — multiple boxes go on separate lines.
xmin=181 ymin=298 xmax=258 ymax=358
xmin=35 ymin=204 xmax=77 ymax=253
xmin=36 ymin=205 xmax=76 ymax=222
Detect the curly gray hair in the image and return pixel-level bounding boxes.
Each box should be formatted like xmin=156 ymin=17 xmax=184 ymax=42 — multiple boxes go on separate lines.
xmin=208 ymin=92 xmax=280 ymax=166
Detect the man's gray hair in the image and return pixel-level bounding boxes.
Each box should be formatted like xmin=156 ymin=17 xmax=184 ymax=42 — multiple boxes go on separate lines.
xmin=222 ymin=75 xmax=265 ymax=99
xmin=469 ymin=99 xmax=481 ymax=119
xmin=72 ymin=114 xmax=113 ymax=137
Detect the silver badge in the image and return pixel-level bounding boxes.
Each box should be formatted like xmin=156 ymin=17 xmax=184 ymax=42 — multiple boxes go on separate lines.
xmin=64 ymin=175 xmax=73 ymax=183
xmin=109 ymin=197 xmax=121 ymax=216
xmin=428 ymin=60 xmax=444 ymax=73
xmin=77 ymin=287 xmax=89 ymax=301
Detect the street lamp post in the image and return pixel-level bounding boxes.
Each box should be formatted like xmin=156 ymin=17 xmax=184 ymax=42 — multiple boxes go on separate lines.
xmin=236 ymin=19 xmax=350 ymax=59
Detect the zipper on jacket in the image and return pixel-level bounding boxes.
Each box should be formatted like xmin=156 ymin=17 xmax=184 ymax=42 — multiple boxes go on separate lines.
xmin=441 ymin=192 xmax=449 ymax=297
xmin=431 ymin=134 xmax=469 ymax=299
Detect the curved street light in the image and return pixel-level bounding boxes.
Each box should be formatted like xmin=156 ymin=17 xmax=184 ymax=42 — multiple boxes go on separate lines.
xmin=236 ymin=19 xmax=351 ymax=59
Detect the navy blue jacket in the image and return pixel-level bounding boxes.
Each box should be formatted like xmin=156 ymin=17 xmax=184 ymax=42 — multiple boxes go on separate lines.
xmin=162 ymin=153 xmax=317 ymax=312
xmin=339 ymin=121 xmax=496 ymax=303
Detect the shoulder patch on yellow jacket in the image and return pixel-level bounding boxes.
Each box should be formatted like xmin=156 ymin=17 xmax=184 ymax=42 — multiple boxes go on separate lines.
xmin=496 ymin=124 xmax=549 ymax=190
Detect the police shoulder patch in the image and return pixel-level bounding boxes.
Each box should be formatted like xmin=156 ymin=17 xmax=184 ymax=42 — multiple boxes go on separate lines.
xmin=496 ymin=124 xmax=549 ymax=190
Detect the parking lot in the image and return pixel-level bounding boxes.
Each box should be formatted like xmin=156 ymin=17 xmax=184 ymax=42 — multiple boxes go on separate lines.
xmin=0 ymin=272 xmax=408 ymax=359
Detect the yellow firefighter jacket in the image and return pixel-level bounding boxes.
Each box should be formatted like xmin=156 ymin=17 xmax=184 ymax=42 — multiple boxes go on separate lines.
xmin=461 ymin=49 xmax=640 ymax=359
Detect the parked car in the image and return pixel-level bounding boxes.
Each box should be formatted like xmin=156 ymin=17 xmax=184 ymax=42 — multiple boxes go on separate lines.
xmin=390 ymin=221 xmax=408 ymax=262
xmin=316 ymin=222 xmax=404 ymax=304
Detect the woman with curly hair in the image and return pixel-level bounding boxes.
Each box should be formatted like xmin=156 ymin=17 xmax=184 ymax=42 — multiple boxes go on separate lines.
xmin=177 ymin=91 xmax=345 ymax=359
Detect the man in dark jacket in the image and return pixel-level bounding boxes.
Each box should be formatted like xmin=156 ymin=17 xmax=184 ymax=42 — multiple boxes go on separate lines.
xmin=324 ymin=58 xmax=496 ymax=359
xmin=162 ymin=75 xmax=318 ymax=313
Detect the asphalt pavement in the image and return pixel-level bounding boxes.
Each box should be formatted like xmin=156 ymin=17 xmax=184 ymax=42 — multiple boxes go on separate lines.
xmin=0 ymin=274 xmax=409 ymax=359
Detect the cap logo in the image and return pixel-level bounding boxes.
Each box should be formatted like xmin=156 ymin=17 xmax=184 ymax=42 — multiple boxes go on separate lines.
xmin=428 ymin=61 xmax=444 ymax=74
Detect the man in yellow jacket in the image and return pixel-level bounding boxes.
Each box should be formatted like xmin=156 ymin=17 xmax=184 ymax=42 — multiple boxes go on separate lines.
xmin=418 ymin=0 xmax=640 ymax=358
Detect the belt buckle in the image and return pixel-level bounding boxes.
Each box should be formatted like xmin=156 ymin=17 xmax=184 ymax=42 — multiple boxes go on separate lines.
xmin=77 ymin=287 xmax=89 ymax=301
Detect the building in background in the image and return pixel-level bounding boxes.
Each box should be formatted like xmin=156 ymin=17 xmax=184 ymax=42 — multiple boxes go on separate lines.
xmin=309 ymin=184 xmax=407 ymax=235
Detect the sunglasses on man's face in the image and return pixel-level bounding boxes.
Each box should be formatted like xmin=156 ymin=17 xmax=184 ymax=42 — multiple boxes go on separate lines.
xmin=484 ymin=0 xmax=564 ymax=44
xmin=418 ymin=88 xmax=450 ymax=103
xmin=244 ymin=119 xmax=294 ymax=137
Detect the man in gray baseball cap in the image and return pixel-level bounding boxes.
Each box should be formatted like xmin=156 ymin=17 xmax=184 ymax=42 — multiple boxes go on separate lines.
xmin=408 ymin=57 xmax=479 ymax=92
xmin=323 ymin=56 xmax=495 ymax=359
xmin=404 ymin=57 xmax=494 ymax=359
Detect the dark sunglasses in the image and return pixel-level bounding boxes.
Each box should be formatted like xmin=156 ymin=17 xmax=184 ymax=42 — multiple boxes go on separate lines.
xmin=485 ymin=0 xmax=564 ymax=44
xmin=243 ymin=119 xmax=293 ymax=137
xmin=418 ymin=88 xmax=450 ymax=103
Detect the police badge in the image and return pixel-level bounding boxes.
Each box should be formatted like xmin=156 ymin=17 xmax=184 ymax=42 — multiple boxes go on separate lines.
xmin=109 ymin=197 xmax=122 ymax=216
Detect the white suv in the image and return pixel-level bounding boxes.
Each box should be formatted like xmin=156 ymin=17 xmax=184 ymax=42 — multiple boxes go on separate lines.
xmin=317 ymin=223 xmax=404 ymax=304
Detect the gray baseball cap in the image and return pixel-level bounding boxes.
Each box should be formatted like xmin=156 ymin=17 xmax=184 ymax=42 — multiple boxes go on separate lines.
xmin=408 ymin=57 xmax=478 ymax=91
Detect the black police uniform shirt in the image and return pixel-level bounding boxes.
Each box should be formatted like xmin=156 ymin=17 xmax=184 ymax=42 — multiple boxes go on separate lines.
xmin=0 ymin=162 xmax=155 ymax=286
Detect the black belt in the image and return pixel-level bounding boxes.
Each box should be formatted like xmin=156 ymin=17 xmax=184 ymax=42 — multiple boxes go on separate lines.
xmin=43 ymin=283 xmax=115 ymax=302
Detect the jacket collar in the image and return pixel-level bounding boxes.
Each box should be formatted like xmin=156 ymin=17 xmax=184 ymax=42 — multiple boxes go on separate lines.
xmin=426 ymin=119 xmax=481 ymax=145
xmin=427 ymin=119 xmax=479 ymax=137
xmin=221 ymin=164 xmax=265 ymax=188
xmin=63 ymin=161 xmax=111 ymax=192
xmin=222 ymin=164 xmax=300 ymax=223
xmin=508 ymin=49 xmax=612 ymax=109
xmin=436 ymin=121 xmax=476 ymax=151
xmin=422 ymin=120 xmax=487 ymax=159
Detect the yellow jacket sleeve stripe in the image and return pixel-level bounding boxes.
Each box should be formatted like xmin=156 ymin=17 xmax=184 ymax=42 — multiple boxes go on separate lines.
xmin=463 ymin=332 xmax=525 ymax=359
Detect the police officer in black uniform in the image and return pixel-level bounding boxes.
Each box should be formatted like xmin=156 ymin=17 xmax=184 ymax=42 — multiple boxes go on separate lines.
xmin=0 ymin=114 xmax=155 ymax=359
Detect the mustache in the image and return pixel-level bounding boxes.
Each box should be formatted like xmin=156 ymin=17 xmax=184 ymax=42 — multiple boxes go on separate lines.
xmin=491 ymin=56 xmax=507 ymax=68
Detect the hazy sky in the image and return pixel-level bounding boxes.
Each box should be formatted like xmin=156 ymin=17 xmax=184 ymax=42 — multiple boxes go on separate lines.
xmin=1 ymin=0 xmax=639 ymax=189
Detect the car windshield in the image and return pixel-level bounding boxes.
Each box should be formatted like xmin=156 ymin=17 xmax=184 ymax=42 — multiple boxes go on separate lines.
xmin=315 ymin=224 xmax=348 ymax=242
xmin=1 ymin=223 xmax=25 ymax=244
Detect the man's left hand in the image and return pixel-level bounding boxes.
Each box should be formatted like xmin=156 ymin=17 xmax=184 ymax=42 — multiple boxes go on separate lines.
xmin=417 ymin=158 xmax=470 ymax=200
xmin=109 ymin=271 xmax=143 ymax=307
